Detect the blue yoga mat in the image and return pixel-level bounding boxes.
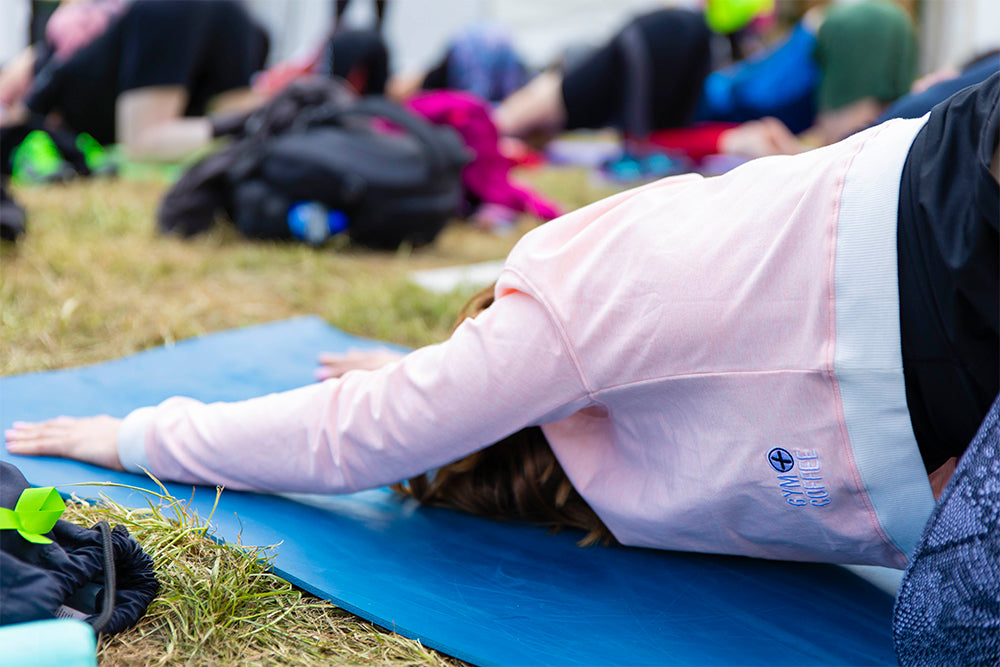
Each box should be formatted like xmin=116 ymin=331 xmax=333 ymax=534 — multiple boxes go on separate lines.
xmin=1 ymin=317 xmax=899 ymax=666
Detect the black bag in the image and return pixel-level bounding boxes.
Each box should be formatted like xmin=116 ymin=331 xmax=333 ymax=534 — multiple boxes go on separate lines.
xmin=0 ymin=462 xmax=159 ymax=635
xmin=159 ymin=78 xmax=470 ymax=249
xmin=1 ymin=179 xmax=27 ymax=242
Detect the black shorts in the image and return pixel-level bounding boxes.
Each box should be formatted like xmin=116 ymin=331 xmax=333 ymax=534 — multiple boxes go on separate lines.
xmin=896 ymin=72 xmax=1000 ymax=470
xmin=26 ymin=0 xmax=268 ymax=144
xmin=560 ymin=8 xmax=711 ymax=132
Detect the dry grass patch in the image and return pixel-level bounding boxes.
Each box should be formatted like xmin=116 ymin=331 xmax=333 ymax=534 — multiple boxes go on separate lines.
xmin=64 ymin=489 xmax=461 ymax=667
xmin=2 ymin=179 xmax=521 ymax=373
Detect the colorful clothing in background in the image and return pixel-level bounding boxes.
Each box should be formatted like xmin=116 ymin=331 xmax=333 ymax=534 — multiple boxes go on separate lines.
xmin=406 ymin=91 xmax=562 ymax=224
xmin=421 ymin=23 xmax=529 ymax=104
xmin=695 ymin=21 xmax=819 ymax=134
xmin=814 ymin=0 xmax=916 ymax=112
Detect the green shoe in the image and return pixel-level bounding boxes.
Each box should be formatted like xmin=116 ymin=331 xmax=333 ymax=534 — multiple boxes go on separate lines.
xmin=10 ymin=131 xmax=74 ymax=184
xmin=75 ymin=132 xmax=116 ymax=175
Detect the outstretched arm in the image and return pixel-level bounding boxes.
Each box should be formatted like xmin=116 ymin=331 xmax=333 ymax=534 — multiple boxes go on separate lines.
xmin=5 ymin=349 xmax=405 ymax=469
xmin=114 ymin=86 xmax=207 ymax=162
xmin=5 ymin=346 xmax=408 ymax=469
xmin=0 ymin=46 xmax=37 ymax=109
xmin=6 ymin=290 xmax=590 ymax=495
xmin=115 ymin=85 xmax=265 ymax=162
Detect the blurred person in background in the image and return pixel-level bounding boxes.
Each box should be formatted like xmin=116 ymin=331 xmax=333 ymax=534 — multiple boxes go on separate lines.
xmin=1 ymin=0 xmax=270 ymax=163
xmin=493 ymin=0 xmax=918 ymax=163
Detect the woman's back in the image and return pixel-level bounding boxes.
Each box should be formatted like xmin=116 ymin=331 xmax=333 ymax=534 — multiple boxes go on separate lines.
xmin=500 ymin=118 xmax=935 ymax=566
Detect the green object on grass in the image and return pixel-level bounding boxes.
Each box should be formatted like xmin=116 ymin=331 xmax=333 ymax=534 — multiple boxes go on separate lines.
xmin=0 ymin=486 xmax=66 ymax=544
xmin=106 ymin=144 xmax=185 ymax=183
xmin=11 ymin=130 xmax=68 ymax=183
xmin=75 ymin=132 xmax=112 ymax=172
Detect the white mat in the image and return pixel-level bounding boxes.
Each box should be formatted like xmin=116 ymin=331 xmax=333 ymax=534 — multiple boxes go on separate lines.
xmin=409 ymin=260 xmax=506 ymax=294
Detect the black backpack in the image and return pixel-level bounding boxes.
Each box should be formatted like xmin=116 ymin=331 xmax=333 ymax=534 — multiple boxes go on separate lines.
xmin=158 ymin=78 xmax=469 ymax=249
xmin=0 ymin=462 xmax=158 ymax=634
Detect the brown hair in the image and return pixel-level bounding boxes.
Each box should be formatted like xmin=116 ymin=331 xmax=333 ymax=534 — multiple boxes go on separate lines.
xmin=390 ymin=284 xmax=615 ymax=546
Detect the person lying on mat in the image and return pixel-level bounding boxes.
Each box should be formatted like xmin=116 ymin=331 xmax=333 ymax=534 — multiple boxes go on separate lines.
xmin=8 ymin=74 xmax=999 ymax=569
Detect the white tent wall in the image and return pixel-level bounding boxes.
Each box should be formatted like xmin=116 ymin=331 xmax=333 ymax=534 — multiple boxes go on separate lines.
xmin=244 ymin=0 xmax=673 ymax=72
xmin=245 ymin=0 xmax=998 ymax=76
xmin=0 ymin=0 xmax=31 ymax=65
xmin=1 ymin=1 xmax=996 ymax=95
xmin=917 ymin=0 xmax=1000 ymax=74
xmin=387 ymin=0 xmax=682 ymax=73
xmin=243 ymin=0 xmax=333 ymax=65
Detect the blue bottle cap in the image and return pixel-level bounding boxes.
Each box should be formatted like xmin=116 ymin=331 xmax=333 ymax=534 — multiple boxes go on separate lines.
xmin=288 ymin=202 xmax=348 ymax=245
xmin=326 ymin=209 xmax=349 ymax=235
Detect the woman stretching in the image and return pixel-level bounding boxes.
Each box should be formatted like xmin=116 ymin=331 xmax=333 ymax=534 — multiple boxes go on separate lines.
xmin=8 ymin=75 xmax=998 ymax=569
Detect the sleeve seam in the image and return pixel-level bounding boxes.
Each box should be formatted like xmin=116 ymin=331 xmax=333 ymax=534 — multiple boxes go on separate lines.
xmin=499 ymin=266 xmax=597 ymax=399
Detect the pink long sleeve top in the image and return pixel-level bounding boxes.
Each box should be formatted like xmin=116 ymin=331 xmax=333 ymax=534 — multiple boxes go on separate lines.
xmin=119 ymin=116 xmax=936 ymax=569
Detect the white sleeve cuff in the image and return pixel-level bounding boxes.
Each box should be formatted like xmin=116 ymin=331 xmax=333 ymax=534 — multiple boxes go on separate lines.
xmin=117 ymin=406 xmax=155 ymax=473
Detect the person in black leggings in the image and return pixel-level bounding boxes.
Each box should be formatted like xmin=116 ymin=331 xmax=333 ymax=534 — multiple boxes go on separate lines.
xmin=13 ymin=0 xmax=269 ymax=161
xmin=493 ymin=7 xmax=712 ymax=143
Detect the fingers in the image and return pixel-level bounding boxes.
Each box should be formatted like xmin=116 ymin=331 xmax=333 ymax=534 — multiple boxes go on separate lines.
xmin=760 ymin=117 xmax=805 ymax=155
xmin=6 ymin=418 xmax=69 ymax=449
xmin=6 ymin=421 xmax=71 ymax=458
xmin=315 ymin=348 xmax=405 ymax=381
xmin=719 ymin=122 xmax=769 ymax=159
xmin=5 ymin=415 xmax=125 ymax=471
xmin=317 ymin=352 xmax=351 ymax=365
xmin=315 ymin=353 xmax=354 ymax=381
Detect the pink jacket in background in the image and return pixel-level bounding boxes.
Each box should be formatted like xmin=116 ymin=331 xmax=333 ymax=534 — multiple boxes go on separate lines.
xmin=46 ymin=0 xmax=124 ymax=61
xmin=406 ymin=91 xmax=563 ymax=221
xmin=119 ymin=116 xmax=935 ymax=568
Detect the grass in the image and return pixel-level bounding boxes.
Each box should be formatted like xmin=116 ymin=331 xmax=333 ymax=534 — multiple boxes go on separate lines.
xmin=1 ymin=169 xmax=616 ymax=374
xmin=64 ymin=487 xmax=460 ymax=666
xmin=1 ymin=164 xmax=621 ymax=665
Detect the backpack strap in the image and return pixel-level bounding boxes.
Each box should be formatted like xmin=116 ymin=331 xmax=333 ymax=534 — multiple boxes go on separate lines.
xmin=87 ymin=521 xmax=116 ymax=635
xmin=308 ymin=97 xmax=469 ymax=174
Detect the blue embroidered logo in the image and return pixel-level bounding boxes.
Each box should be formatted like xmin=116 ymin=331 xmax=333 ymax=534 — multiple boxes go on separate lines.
xmin=767 ymin=447 xmax=794 ymax=473
xmin=771 ymin=449 xmax=832 ymax=507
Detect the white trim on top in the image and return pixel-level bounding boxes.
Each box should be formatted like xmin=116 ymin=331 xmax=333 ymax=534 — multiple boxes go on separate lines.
xmin=833 ymin=116 xmax=936 ymax=560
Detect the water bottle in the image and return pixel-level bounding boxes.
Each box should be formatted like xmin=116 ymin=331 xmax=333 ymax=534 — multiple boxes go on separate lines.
xmin=287 ymin=202 xmax=349 ymax=246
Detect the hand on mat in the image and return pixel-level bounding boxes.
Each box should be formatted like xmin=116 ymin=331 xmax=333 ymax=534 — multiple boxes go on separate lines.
xmin=315 ymin=348 xmax=406 ymax=381
xmin=5 ymin=416 xmax=124 ymax=471
xmin=719 ymin=118 xmax=805 ymax=159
